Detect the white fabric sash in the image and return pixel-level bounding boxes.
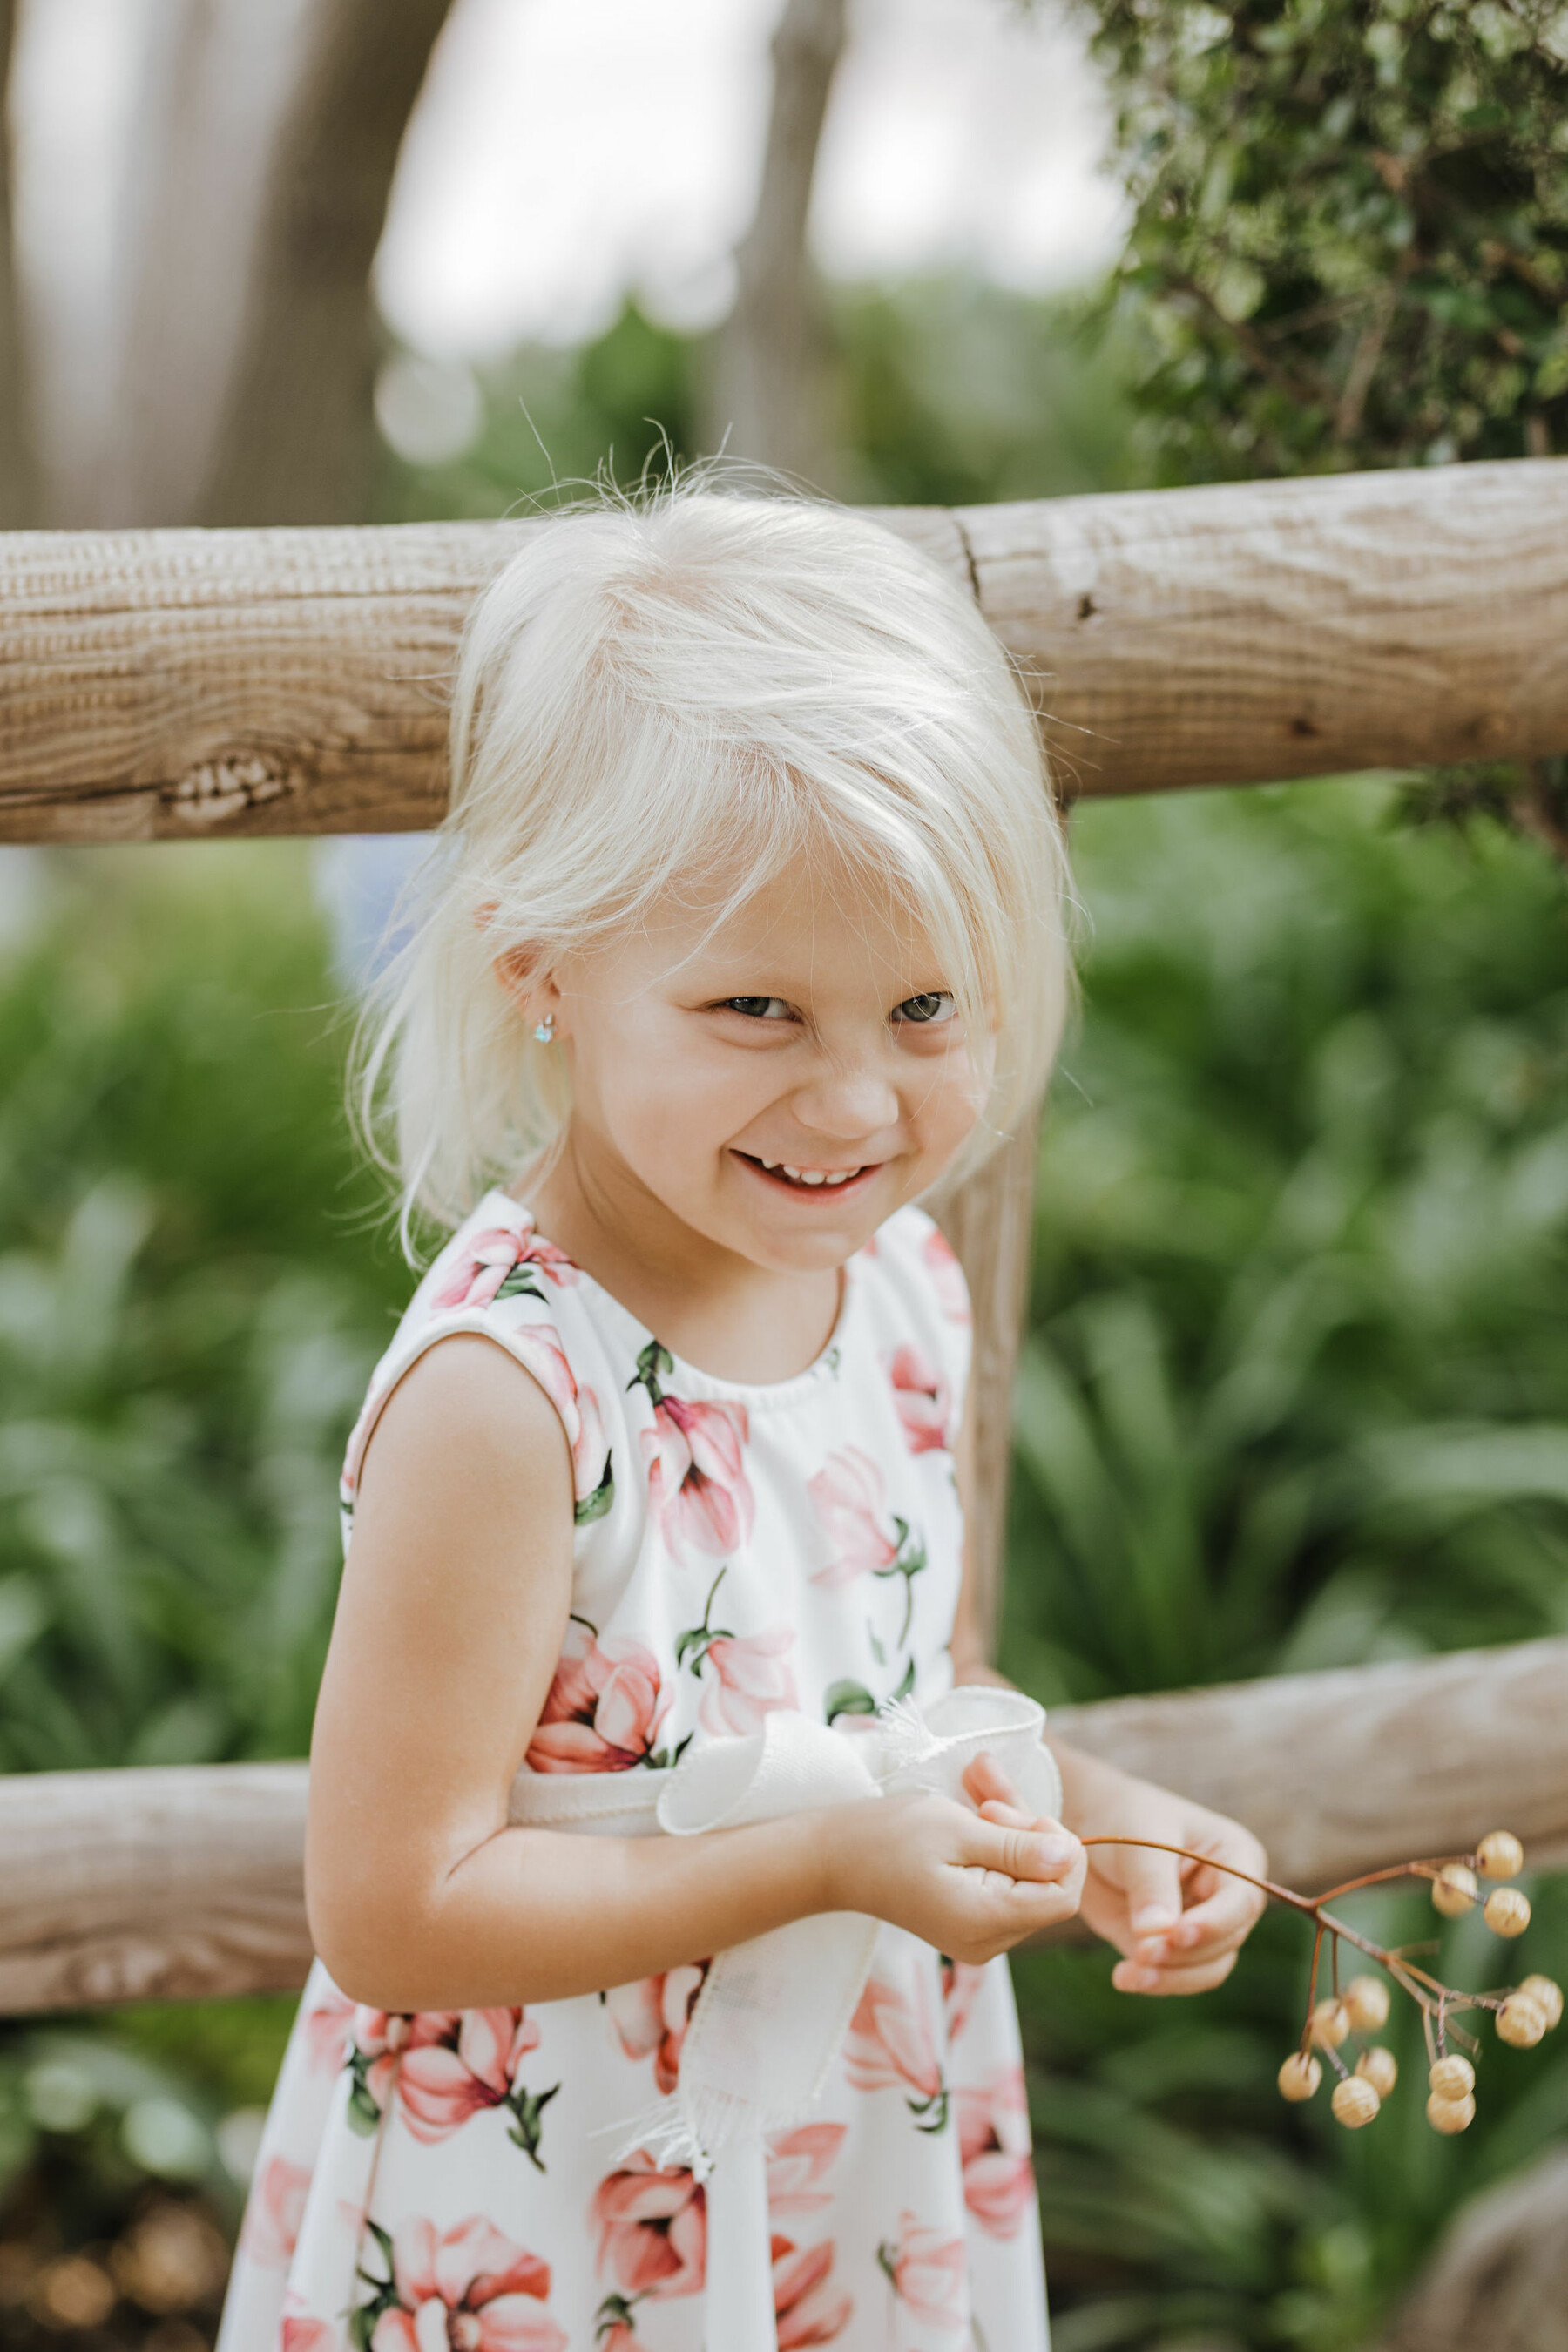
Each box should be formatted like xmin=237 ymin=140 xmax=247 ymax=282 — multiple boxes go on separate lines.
xmin=507 ymin=1686 xmax=1063 ymax=2352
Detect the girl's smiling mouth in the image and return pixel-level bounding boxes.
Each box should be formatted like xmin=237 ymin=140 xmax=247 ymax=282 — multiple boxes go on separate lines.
xmin=733 ymin=1151 xmax=882 ymax=1199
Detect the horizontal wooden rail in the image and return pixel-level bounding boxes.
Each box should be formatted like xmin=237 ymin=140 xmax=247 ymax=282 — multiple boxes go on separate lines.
xmin=3 ymin=458 xmax=1568 ymax=842
xmin=2 ymin=1635 xmax=1564 ymax=2014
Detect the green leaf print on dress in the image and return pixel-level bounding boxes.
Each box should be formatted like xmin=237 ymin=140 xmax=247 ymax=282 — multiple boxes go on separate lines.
xmin=822 ymin=1656 xmax=914 ymax=1725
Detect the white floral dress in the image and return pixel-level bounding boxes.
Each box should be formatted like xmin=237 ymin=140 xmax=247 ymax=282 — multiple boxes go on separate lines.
xmin=214 ymin=1192 xmax=1051 ymax=2352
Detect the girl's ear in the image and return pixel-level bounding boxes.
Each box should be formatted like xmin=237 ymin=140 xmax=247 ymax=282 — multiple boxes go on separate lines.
xmin=493 ymin=943 xmax=539 ymax=1003
xmin=493 ymin=944 xmax=562 ymax=1040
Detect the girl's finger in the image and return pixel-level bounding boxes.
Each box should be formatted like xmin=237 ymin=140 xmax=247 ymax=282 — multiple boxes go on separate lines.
xmin=1112 ymin=1949 xmax=1240 ymax=1997
xmin=1094 ymin=1839 xmax=1185 ymax=1941
xmin=1151 ymin=1875 xmax=1267 ymax=1957
xmin=963 ymin=1811 xmax=1080 ymax=1884
xmin=978 ymin=1797 xmax=1041 ymax=1832
xmin=962 ymin=1752 xmax=1022 ymax=1812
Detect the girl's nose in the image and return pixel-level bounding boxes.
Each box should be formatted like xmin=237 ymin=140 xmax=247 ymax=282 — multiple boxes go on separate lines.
xmin=789 ymin=1062 xmax=901 ymax=1139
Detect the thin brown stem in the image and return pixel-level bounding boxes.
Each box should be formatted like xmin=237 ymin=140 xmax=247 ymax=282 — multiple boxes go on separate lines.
xmin=1306 ymin=1919 xmax=1326 ymax=2045
xmin=1312 ymin=1853 xmax=1476 ymax=1904
xmin=1078 ymin=1835 xmax=1309 ymax=1915
xmin=1078 ymin=1834 xmax=1525 ymax=2037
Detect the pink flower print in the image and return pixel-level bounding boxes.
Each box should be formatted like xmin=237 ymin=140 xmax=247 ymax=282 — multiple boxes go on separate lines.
xmin=604 ymin=1963 xmax=707 ymax=2092
xmin=397 ymin=2010 xmax=559 ymax=2166
xmin=675 ymin=1559 xmax=800 ymax=1733
xmin=280 ymin=2301 xmax=335 ymax=2352
xmin=808 ymin=1449 xmax=899 ymax=1588
xmin=303 ymin=1983 xmax=355 ymax=2072
xmin=876 ymin=2214 xmax=968 ymax=2332
xmin=591 ymin=2152 xmax=706 ymax=2299
xmin=845 ymin=1970 xmax=947 ymax=2129
xmin=922 ymin=1225 xmax=971 ymax=1325
xmin=956 ymin=2066 xmax=1035 ymax=2240
xmin=346 ymin=2007 xmax=428 ymax=2132
xmin=526 ymin=1619 xmax=672 ymax=1773
xmin=773 ymin=2238 xmax=853 ymax=2347
xmin=640 ymin=1382 xmax=754 ymax=1563
xmin=506 ymin=1324 xmax=612 ymax=1524
xmin=809 ymin=1447 xmax=927 ymax=1640
xmin=432 ymin=1221 xmax=578 ymax=1313
xmin=940 ymin=1957 xmax=986 ymax=2048
xmin=699 ymin=1625 xmax=799 ymax=1735
xmin=883 ymin=1343 xmax=952 ymax=1456
xmin=368 ymin=2215 xmax=564 ymax=2352
xmin=239 ymin=2154 xmax=311 ymax=2269
xmin=766 ymin=2123 xmax=847 ymax=2217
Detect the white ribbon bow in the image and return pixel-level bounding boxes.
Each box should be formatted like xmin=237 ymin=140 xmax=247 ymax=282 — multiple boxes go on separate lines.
xmin=509 ymin=1685 xmax=1062 ymax=2352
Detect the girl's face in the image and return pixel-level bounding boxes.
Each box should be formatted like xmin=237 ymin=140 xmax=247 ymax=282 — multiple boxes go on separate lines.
xmin=511 ymin=855 xmax=994 ymax=1277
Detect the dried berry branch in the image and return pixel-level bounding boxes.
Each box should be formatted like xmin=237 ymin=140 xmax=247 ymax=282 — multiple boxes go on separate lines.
xmin=1078 ymin=1826 xmax=1562 ymax=2133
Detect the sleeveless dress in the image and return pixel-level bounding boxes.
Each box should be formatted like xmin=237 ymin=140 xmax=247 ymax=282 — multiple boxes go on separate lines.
xmin=214 ymin=1190 xmax=1051 ymax=2352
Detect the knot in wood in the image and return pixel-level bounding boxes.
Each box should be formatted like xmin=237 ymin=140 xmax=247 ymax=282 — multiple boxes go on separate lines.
xmin=166 ymin=754 xmax=297 ymax=828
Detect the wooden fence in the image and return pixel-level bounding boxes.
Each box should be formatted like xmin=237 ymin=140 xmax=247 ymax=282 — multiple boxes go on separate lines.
xmin=4 ymin=457 xmax=1567 ymax=2012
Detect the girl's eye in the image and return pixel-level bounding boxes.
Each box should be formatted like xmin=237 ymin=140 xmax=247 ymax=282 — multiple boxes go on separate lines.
xmin=719 ymin=992 xmax=956 ymax=1025
xmin=896 ymin=991 xmax=956 ymax=1025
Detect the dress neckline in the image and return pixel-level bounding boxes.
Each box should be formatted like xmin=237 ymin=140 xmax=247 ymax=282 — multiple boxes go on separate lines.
xmin=475 ymin=1186 xmax=864 ymax=1409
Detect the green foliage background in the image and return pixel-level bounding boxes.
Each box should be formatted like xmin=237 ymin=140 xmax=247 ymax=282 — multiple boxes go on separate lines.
xmin=7 ymin=759 xmax=1568 ymax=2352
xmin=1078 ymin=0 xmax=1568 ymax=482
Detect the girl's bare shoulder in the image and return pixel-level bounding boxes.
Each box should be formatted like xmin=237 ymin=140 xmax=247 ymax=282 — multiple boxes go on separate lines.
xmin=354 ymin=1331 xmax=576 ymax=1520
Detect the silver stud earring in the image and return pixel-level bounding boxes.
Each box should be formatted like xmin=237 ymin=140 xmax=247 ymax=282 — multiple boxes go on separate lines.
xmin=533 ymin=1014 xmax=555 ymax=1043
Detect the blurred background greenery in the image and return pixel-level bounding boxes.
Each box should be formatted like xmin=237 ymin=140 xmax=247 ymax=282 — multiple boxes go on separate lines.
xmin=4 ymin=3 xmax=1568 ymax=2349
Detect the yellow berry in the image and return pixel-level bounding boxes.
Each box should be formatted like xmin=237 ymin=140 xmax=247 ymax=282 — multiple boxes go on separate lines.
xmin=1426 ymin=2091 xmax=1476 ymax=2133
xmin=1429 ymin=2055 xmax=1475 ymax=2099
xmin=1356 ymin=2047 xmax=1398 ymax=2098
xmin=1278 ymin=2051 xmax=1321 ymax=2102
xmin=1518 ymin=1974 xmax=1563 ymax=2030
xmin=1344 ymin=1974 xmax=1389 ymax=2033
xmin=1332 ymin=2074 xmax=1381 ymax=2128
xmin=1483 ymin=1886 xmax=1531 ymax=1938
xmin=1477 ymin=1830 xmax=1524 ymax=1880
xmin=1497 ymin=1995 xmax=1548 ymax=2049
xmin=1310 ymin=1998 xmax=1351 ymax=2050
xmin=1432 ymin=1863 xmax=1478 ymax=1919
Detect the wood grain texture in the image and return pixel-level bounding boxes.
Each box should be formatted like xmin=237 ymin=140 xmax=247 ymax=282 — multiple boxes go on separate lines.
xmin=0 ymin=510 xmax=963 ymax=841
xmin=1047 ymin=1635 xmax=1568 ymax=1892
xmin=5 ymin=462 xmax=1568 ymax=840
xmin=0 ymin=1762 xmax=315 ymax=2012
xmin=2 ymin=1636 xmax=1563 ymax=2013
xmin=961 ymin=458 xmax=1568 ymax=796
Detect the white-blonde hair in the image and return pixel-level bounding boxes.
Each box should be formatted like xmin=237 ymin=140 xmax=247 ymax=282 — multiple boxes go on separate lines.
xmin=355 ymin=476 xmax=1075 ymax=1254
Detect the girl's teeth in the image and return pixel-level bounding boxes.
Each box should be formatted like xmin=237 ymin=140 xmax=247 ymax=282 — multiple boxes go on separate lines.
xmin=759 ymin=1159 xmax=861 ymax=1186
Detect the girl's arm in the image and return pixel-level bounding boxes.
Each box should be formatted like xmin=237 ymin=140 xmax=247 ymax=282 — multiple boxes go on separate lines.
xmin=948 ymin=1363 xmax=1268 ymax=1995
xmin=306 ymin=1335 xmax=1085 ymax=2014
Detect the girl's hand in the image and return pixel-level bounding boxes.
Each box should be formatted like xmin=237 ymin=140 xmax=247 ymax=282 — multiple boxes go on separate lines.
xmin=1039 ymin=1744 xmax=1268 ymax=1994
xmin=828 ymin=1786 xmax=1085 ymax=1965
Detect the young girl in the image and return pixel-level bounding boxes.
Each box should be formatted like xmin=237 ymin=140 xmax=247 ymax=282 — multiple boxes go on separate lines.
xmin=216 ymin=484 xmax=1267 ymax=2352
